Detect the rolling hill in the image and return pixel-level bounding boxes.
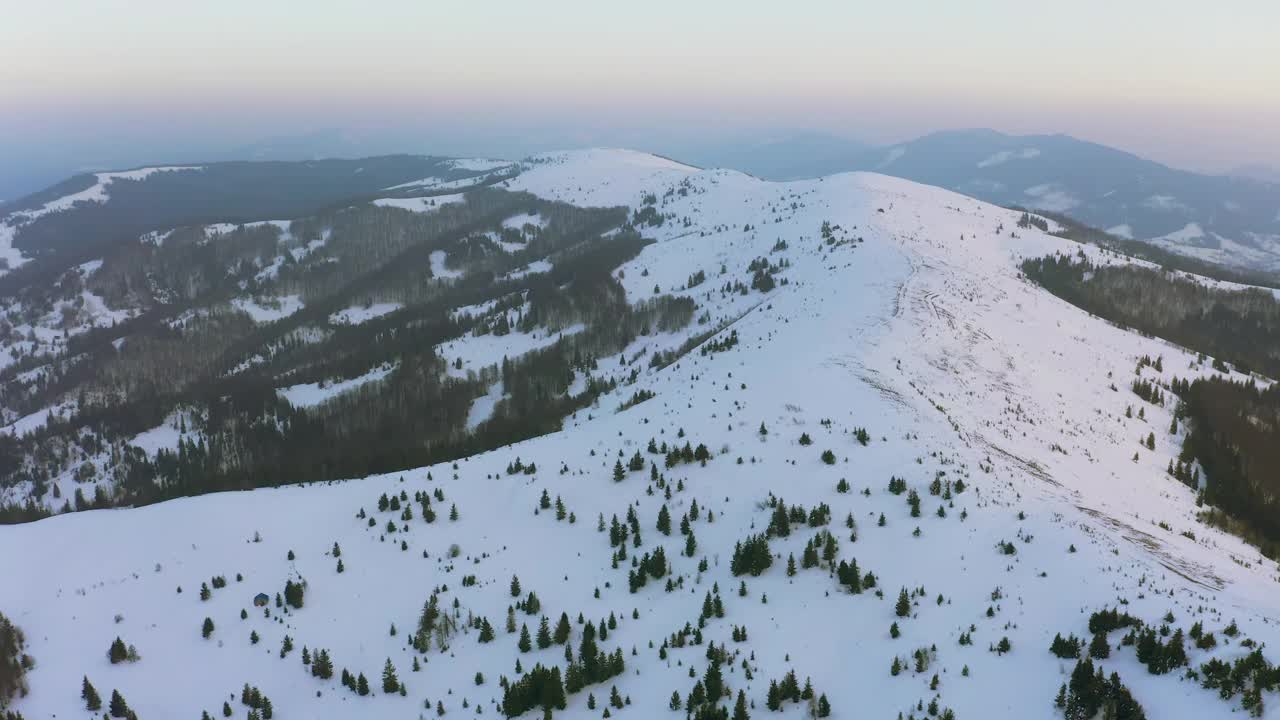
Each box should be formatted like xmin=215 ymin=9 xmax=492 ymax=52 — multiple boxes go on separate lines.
xmin=0 ymin=150 xmax=1277 ymax=719
xmin=846 ymin=129 xmax=1280 ymax=273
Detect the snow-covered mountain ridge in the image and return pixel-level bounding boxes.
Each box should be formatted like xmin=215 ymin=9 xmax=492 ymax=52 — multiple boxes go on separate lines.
xmin=2 ymin=149 xmax=1276 ymax=720
xmin=841 ymin=130 xmax=1280 ymax=274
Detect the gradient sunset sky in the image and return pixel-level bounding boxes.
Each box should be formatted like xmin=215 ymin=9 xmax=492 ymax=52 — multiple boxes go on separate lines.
xmin=1 ymin=0 xmax=1276 ymax=184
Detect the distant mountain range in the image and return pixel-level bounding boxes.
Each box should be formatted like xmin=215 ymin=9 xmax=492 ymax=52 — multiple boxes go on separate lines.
xmin=1230 ymin=164 xmax=1280 ymax=184
xmin=668 ymin=129 xmax=1280 ymax=273
xmin=671 ymin=131 xmax=872 ymax=182
xmin=747 ymin=129 xmax=1280 ymax=273
xmin=5 ymin=128 xmax=1279 ymax=275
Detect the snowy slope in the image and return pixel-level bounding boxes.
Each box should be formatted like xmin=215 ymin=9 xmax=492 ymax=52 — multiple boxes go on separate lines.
xmin=2 ymin=150 xmax=1277 ymax=720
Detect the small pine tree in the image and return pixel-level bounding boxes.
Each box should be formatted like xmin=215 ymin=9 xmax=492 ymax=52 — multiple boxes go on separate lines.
xmin=108 ymin=636 xmax=129 ymax=664
xmin=537 ymin=616 xmax=552 ymax=649
xmin=733 ymin=689 xmax=750 ymax=720
xmin=82 ymin=676 xmax=102 ymax=710
xmin=202 ymin=617 xmax=214 ymax=639
xmin=1089 ymin=632 xmax=1110 ymax=659
xmin=382 ymin=658 xmax=400 ymax=694
xmin=895 ymin=588 xmax=911 ymax=617
xmin=109 ymin=689 xmax=129 ymax=718
xmin=554 ymin=613 xmax=571 ymax=645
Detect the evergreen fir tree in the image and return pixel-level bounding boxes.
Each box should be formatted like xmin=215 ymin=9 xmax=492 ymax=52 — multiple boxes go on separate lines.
xmin=382 ymin=658 xmax=400 ymax=694
xmin=284 ymin=579 xmax=305 ymax=609
xmin=895 ymin=588 xmax=911 ymax=617
xmin=554 ymin=613 xmax=571 ymax=645
xmin=109 ymin=689 xmax=129 ymax=718
xmin=108 ymin=637 xmax=129 ymax=664
xmin=1089 ymin=632 xmax=1110 ymax=659
xmin=82 ymin=676 xmax=102 ymax=711
xmin=704 ymin=661 xmax=724 ymax=701
xmin=537 ymin=615 xmax=552 ymax=649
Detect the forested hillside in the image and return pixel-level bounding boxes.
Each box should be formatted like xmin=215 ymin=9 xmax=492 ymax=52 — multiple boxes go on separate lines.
xmin=0 ymin=160 xmax=758 ymax=521
xmin=1022 ymin=253 xmax=1280 ymax=377
xmin=1023 ymin=252 xmax=1280 ymax=554
xmin=1177 ymin=378 xmax=1280 ymax=553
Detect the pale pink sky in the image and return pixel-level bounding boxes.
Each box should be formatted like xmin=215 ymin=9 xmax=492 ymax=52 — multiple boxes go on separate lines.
xmin=2 ymin=0 xmax=1277 ymax=174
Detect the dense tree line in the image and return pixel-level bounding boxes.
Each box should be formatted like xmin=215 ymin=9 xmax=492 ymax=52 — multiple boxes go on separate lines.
xmin=1023 ymin=253 xmax=1280 ymax=549
xmin=2 ymin=156 xmax=484 ymax=268
xmin=0 ymin=613 xmax=30 ymax=709
xmin=1033 ymin=209 xmax=1280 ymax=291
xmin=0 ymin=187 xmax=711 ymax=521
xmin=1023 ymin=252 xmax=1280 ymax=378
xmin=1055 ymin=658 xmax=1145 ymax=720
xmin=1177 ymin=377 xmax=1280 ymax=550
